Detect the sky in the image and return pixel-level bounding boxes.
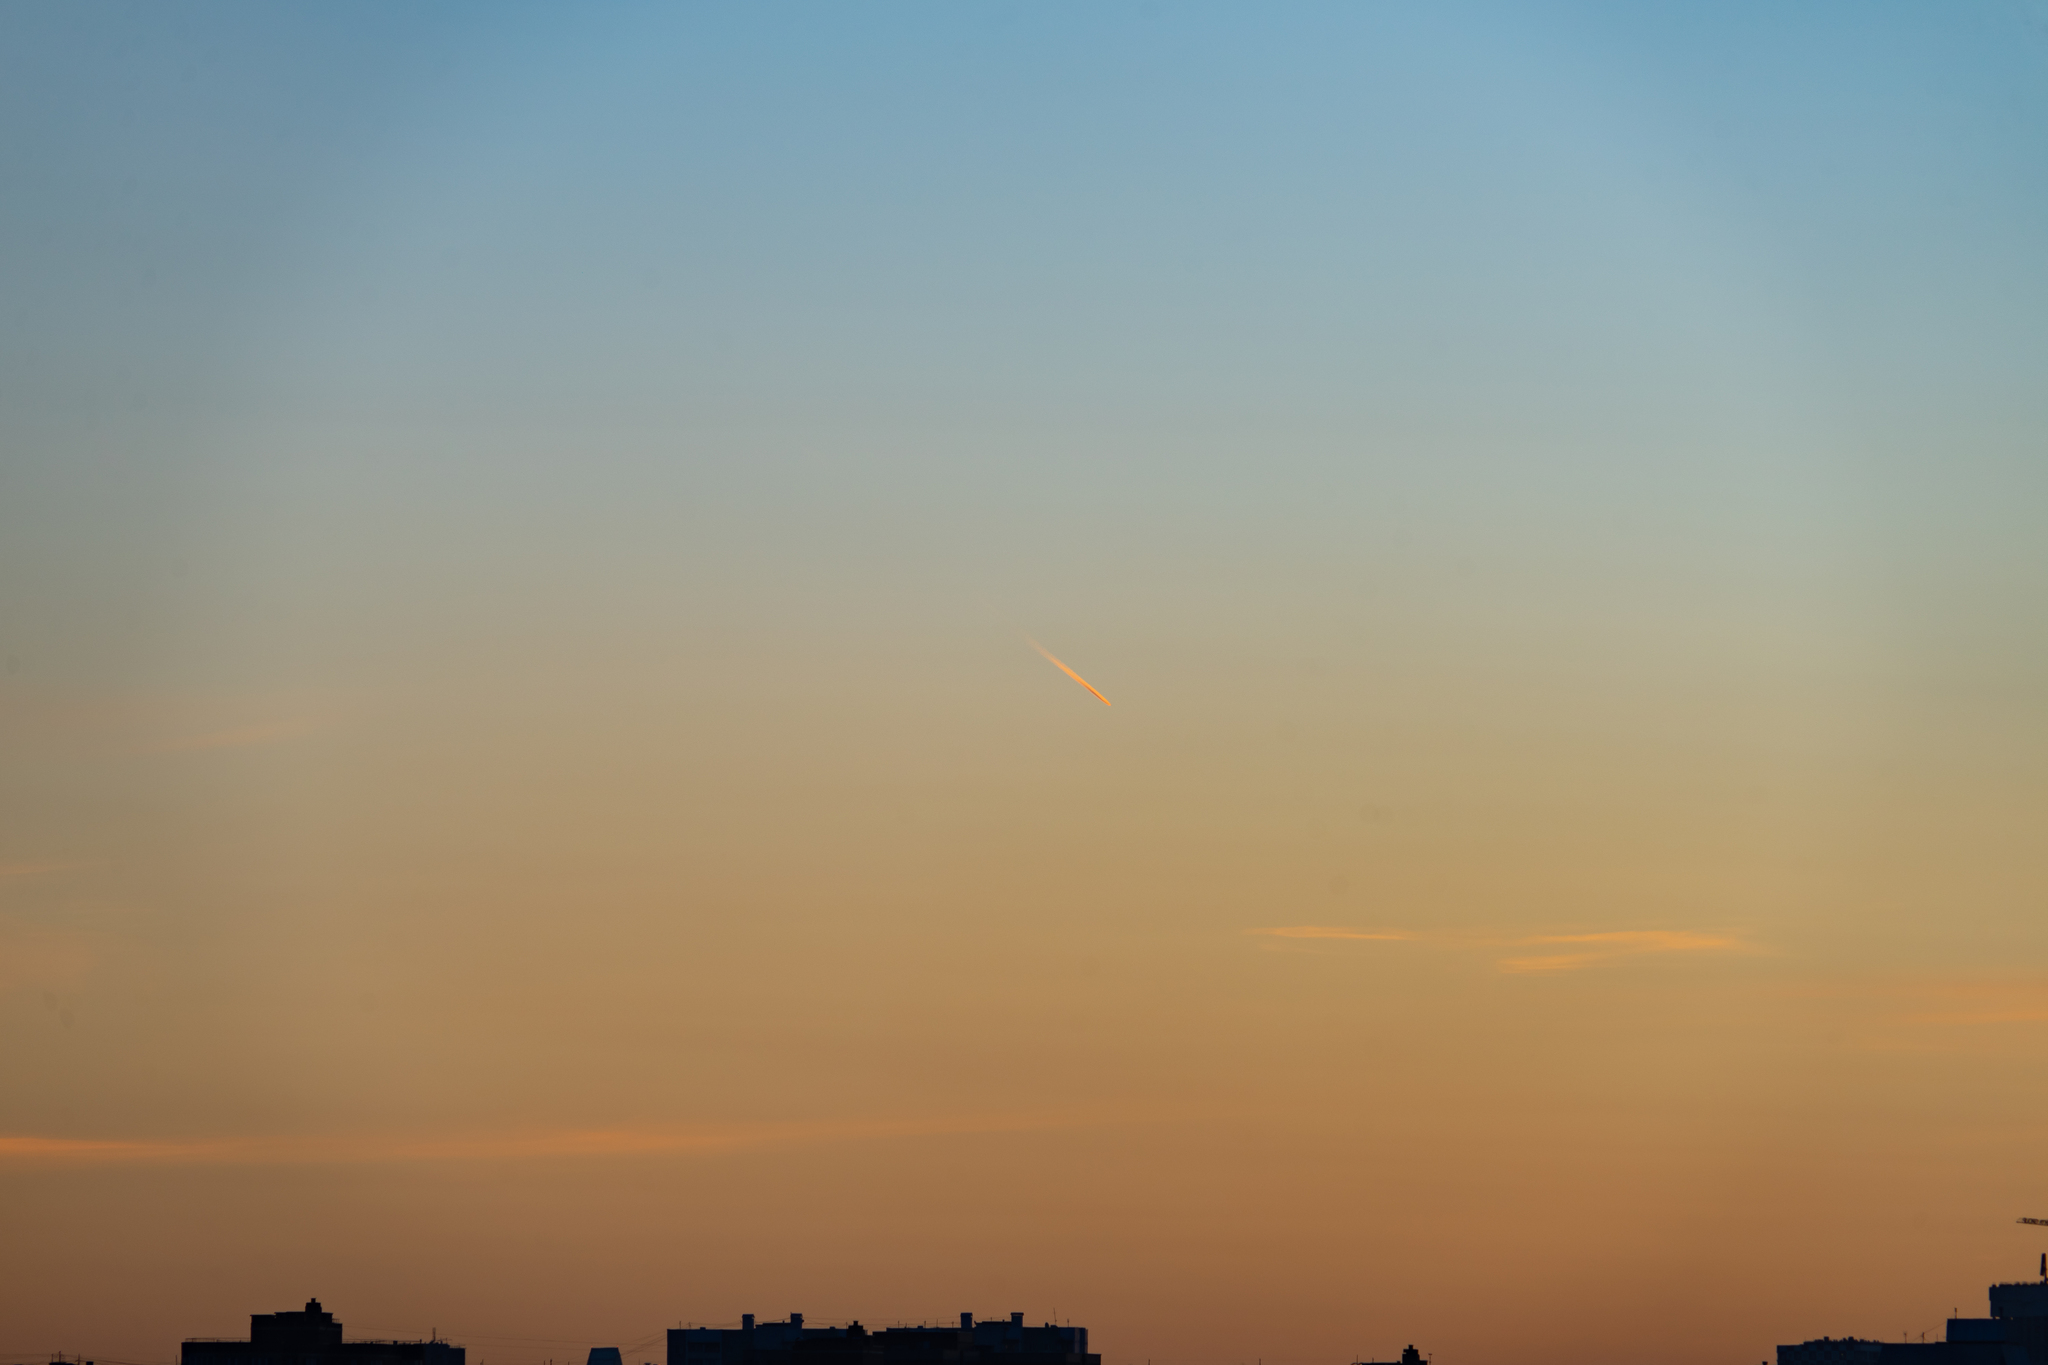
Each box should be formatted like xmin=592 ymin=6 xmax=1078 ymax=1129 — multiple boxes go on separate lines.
xmin=3 ymin=3 xmax=2047 ymax=1363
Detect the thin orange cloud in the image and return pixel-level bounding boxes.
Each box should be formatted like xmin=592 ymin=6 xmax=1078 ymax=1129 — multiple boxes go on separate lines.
xmin=1026 ymin=637 xmax=1111 ymax=706
xmin=1253 ymin=926 xmax=1751 ymax=973
xmin=1251 ymin=927 xmax=1419 ymax=942
xmin=1498 ymin=930 xmax=1747 ymax=974
xmin=0 ymin=1112 xmax=1096 ymax=1167
xmin=1772 ymin=977 xmax=2048 ymax=1056
xmin=1826 ymin=978 xmax=2048 ymax=1027
xmin=0 ymin=861 xmax=76 ymax=878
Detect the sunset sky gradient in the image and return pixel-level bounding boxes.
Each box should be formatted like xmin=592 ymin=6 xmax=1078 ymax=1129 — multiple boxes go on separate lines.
xmin=3 ymin=5 xmax=2047 ymax=1365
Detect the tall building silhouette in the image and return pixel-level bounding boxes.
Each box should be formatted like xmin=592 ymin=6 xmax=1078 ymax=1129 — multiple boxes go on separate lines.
xmin=182 ymin=1299 xmax=464 ymax=1365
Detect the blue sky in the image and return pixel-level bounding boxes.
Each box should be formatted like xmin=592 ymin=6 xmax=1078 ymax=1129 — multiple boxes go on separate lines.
xmin=4 ymin=6 xmax=2048 ymax=1361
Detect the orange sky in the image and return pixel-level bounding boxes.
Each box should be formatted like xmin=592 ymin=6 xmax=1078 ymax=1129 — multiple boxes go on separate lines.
xmin=5 ymin=6 xmax=2048 ymax=1365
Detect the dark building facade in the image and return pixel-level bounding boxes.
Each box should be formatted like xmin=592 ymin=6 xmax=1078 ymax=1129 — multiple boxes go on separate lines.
xmin=183 ymin=1299 xmax=464 ymax=1365
xmin=668 ymin=1313 xmax=1094 ymax=1365
xmin=1780 ymin=1272 xmax=2048 ymax=1365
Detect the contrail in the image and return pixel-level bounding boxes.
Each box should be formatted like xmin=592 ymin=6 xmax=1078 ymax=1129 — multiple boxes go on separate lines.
xmin=1027 ymin=637 xmax=1111 ymax=706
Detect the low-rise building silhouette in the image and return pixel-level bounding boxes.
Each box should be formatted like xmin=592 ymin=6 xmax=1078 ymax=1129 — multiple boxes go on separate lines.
xmin=668 ymin=1313 xmax=1095 ymax=1365
xmin=1353 ymin=1347 xmax=1427 ymax=1365
xmin=1780 ymin=1266 xmax=2048 ymax=1365
xmin=183 ymin=1299 xmax=464 ymax=1365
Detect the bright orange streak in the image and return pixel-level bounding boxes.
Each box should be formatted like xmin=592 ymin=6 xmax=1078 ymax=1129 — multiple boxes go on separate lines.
xmin=1026 ymin=637 xmax=1111 ymax=706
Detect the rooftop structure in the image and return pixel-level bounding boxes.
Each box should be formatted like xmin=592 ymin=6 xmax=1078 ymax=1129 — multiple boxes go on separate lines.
xmin=183 ymin=1299 xmax=464 ymax=1365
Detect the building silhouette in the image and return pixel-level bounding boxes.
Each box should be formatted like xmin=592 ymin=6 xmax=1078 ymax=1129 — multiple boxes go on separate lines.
xmin=1780 ymin=1265 xmax=2048 ymax=1365
xmin=668 ymin=1313 xmax=1095 ymax=1365
xmin=1352 ymin=1348 xmax=1427 ymax=1365
xmin=182 ymin=1299 xmax=464 ymax=1365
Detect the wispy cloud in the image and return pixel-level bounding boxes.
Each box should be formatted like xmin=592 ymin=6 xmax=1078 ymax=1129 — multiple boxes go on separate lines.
xmin=1250 ymin=926 xmax=1753 ymax=973
xmin=1498 ymin=930 xmax=1747 ymax=974
xmin=1907 ymin=987 xmax=2048 ymax=1026
xmin=1254 ymin=926 xmax=1420 ymax=942
xmin=151 ymin=718 xmax=317 ymax=753
xmin=0 ymin=1112 xmax=1098 ymax=1167
xmin=0 ymin=861 xmax=77 ymax=879
xmin=1802 ymin=977 xmax=2048 ymax=1028
xmin=1026 ymin=636 xmax=1112 ymax=707
xmin=1771 ymin=977 xmax=2048 ymax=1056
